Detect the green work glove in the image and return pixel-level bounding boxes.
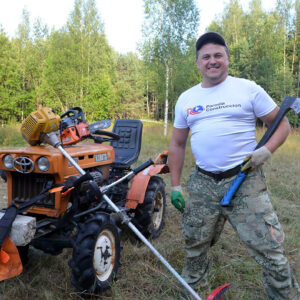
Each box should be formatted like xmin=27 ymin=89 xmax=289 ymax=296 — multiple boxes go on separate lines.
xmin=170 ymin=186 xmax=185 ymax=213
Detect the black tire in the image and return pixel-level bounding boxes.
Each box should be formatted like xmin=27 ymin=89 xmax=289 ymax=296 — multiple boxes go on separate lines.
xmin=17 ymin=245 xmax=29 ymax=265
xmin=69 ymin=213 xmax=121 ymax=294
xmin=0 ymin=169 xmax=6 ymax=182
xmin=133 ymin=176 xmax=166 ymax=239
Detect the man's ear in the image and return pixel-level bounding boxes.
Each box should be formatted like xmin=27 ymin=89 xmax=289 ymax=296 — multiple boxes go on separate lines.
xmin=196 ymin=58 xmax=201 ymax=70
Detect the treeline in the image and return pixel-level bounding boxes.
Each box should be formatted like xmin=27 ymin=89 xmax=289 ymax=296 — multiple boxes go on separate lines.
xmin=0 ymin=0 xmax=299 ymax=127
xmin=0 ymin=0 xmax=146 ymax=124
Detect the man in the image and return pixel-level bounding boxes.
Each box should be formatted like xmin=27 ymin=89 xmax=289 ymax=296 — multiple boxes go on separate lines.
xmin=168 ymin=32 xmax=300 ymax=299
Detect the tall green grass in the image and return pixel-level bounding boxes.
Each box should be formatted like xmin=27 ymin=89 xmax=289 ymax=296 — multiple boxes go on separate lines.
xmin=0 ymin=124 xmax=26 ymax=147
xmin=0 ymin=123 xmax=299 ymax=300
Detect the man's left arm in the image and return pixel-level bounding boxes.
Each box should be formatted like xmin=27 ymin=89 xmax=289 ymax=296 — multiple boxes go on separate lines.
xmin=246 ymin=107 xmax=291 ymax=170
xmin=259 ymin=106 xmax=291 ymax=153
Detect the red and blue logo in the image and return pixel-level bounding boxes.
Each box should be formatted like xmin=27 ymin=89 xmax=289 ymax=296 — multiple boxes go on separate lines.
xmin=187 ymin=105 xmax=204 ymax=117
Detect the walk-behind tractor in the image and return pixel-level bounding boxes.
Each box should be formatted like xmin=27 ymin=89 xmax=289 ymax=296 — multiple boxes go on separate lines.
xmin=0 ymin=107 xmax=230 ymax=300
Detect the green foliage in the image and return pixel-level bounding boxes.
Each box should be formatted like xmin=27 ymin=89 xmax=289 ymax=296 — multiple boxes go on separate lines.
xmin=208 ymin=0 xmax=300 ymax=127
xmin=0 ymin=0 xmax=119 ymax=122
xmin=169 ymin=40 xmax=202 ymax=115
xmin=85 ymin=75 xmax=118 ymax=121
xmin=141 ymin=0 xmax=199 ymax=124
xmin=114 ymin=53 xmax=146 ymax=119
xmin=0 ymin=0 xmax=299 ymax=128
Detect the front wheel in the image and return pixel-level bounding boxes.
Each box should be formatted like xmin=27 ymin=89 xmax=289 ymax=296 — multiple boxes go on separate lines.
xmin=69 ymin=213 xmax=121 ymax=294
xmin=17 ymin=245 xmax=29 ymax=265
xmin=132 ymin=176 xmax=166 ymax=239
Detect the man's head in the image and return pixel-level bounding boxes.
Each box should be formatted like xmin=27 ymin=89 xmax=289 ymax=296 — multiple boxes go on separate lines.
xmin=195 ymin=32 xmax=230 ymax=88
xmin=195 ymin=32 xmax=229 ymax=59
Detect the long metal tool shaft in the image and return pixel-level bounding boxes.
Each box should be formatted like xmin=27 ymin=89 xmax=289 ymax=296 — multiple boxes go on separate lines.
xmin=101 ymin=195 xmax=202 ymax=300
xmin=126 ymin=203 xmax=202 ymax=300
xmin=57 ymin=145 xmax=202 ymax=300
xmin=57 ymin=145 xmax=85 ymax=175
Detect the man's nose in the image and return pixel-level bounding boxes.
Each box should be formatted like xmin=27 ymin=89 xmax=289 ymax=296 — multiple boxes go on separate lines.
xmin=208 ymin=57 xmax=217 ymax=64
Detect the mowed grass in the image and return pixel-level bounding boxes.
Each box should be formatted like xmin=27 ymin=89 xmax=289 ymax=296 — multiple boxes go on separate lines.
xmin=0 ymin=122 xmax=299 ymax=300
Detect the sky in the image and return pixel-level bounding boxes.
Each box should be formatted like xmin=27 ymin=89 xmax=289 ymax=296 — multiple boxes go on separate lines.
xmin=0 ymin=0 xmax=277 ymax=54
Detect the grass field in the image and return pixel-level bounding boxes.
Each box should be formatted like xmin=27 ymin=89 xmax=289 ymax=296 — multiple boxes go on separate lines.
xmin=0 ymin=122 xmax=299 ymax=300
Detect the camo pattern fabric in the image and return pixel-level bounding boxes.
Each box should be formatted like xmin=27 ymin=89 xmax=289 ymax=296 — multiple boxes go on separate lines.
xmin=181 ymin=166 xmax=300 ymax=300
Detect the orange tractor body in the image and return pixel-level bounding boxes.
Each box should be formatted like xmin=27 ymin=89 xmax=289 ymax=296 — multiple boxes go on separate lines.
xmin=0 ymin=107 xmax=169 ymax=295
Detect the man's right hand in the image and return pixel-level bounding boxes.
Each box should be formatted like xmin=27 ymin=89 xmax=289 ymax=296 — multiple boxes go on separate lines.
xmin=170 ymin=186 xmax=185 ymax=213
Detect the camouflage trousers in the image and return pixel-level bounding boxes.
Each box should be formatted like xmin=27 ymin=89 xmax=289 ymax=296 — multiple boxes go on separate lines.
xmin=182 ymin=166 xmax=300 ymax=300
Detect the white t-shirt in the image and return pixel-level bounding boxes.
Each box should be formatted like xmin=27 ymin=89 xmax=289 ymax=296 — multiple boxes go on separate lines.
xmin=174 ymin=76 xmax=277 ymax=172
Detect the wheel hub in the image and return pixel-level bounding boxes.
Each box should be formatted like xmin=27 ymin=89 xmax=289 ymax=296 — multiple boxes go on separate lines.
xmin=102 ymin=246 xmax=111 ymax=261
xmin=153 ymin=191 xmax=164 ymax=229
xmin=93 ymin=229 xmax=116 ymax=281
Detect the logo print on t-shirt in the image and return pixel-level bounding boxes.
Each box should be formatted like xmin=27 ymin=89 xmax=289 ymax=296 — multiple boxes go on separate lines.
xmin=187 ymin=105 xmax=204 ymax=117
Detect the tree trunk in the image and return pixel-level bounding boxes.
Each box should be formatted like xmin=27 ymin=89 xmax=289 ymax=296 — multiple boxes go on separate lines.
xmin=164 ymin=61 xmax=169 ymax=137
xmin=87 ymin=31 xmax=90 ymax=96
xmin=22 ymin=67 xmax=25 ymax=121
xmin=80 ymin=20 xmax=84 ymax=107
xmin=153 ymin=95 xmax=158 ymax=119
xmin=283 ymin=23 xmax=287 ymax=95
xmin=146 ymin=80 xmax=150 ymax=116
xmin=291 ymin=32 xmax=297 ymax=74
xmin=297 ymin=60 xmax=300 ymax=97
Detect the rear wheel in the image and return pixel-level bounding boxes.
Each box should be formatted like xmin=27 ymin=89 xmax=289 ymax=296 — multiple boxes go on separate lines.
xmin=133 ymin=176 xmax=166 ymax=239
xmin=69 ymin=213 xmax=121 ymax=294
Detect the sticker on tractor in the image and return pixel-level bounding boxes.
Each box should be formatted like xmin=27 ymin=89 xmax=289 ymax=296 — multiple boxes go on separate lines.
xmin=95 ymin=153 xmax=108 ymax=162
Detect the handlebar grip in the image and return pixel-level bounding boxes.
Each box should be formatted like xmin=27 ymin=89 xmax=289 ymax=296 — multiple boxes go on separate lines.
xmin=74 ymin=172 xmax=93 ymax=187
xmin=133 ymin=159 xmax=154 ymax=174
xmin=62 ymin=172 xmax=93 ymax=192
xmin=92 ymin=136 xmax=104 ymax=143
xmin=221 ymin=171 xmax=247 ymax=206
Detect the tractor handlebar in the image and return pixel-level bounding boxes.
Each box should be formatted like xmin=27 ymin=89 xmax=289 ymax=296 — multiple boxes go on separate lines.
xmin=132 ymin=159 xmax=154 ymax=174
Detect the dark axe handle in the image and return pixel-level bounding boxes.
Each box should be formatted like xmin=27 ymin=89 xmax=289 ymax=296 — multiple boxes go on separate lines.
xmin=221 ymin=96 xmax=296 ymax=206
xmin=256 ymin=96 xmax=295 ymax=149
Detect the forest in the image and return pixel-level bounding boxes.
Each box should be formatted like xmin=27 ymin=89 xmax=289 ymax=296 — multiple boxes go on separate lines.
xmin=0 ymin=0 xmax=299 ymax=128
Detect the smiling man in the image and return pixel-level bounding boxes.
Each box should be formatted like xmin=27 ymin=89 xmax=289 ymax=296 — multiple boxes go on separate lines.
xmin=168 ymin=32 xmax=300 ymax=299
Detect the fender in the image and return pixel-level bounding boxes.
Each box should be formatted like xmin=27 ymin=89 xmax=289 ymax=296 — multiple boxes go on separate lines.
xmin=126 ymin=163 xmax=169 ymax=209
xmin=0 ymin=237 xmax=22 ymax=281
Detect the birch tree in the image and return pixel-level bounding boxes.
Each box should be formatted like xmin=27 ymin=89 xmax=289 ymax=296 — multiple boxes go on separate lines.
xmin=141 ymin=0 xmax=199 ymax=136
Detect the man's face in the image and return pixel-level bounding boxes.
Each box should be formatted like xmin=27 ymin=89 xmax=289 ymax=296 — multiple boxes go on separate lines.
xmin=196 ymin=43 xmax=230 ymax=88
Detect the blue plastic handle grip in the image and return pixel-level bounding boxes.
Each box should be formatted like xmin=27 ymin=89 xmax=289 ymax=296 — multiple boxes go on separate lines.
xmin=221 ymin=171 xmax=247 ymax=206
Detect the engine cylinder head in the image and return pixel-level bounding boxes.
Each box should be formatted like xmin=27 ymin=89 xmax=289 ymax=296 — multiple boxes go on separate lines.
xmin=21 ymin=108 xmax=61 ymax=146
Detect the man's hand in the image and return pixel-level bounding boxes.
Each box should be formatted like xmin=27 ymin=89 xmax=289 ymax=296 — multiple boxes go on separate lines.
xmin=170 ymin=186 xmax=185 ymax=213
xmin=243 ymin=146 xmax=272 ymax=170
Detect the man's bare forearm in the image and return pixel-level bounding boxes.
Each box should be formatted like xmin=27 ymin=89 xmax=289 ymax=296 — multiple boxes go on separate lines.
xmin=264 ymin=117 xmax=290 ymax=153
xmin=168 ymin=127 xmax=189 ymax=187
xmin=168 ymin=144 xmax=186 ymax=186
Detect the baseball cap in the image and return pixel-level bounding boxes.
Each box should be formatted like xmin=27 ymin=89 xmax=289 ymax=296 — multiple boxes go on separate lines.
xmin=196 ymin=32 xmax=228 ymax=52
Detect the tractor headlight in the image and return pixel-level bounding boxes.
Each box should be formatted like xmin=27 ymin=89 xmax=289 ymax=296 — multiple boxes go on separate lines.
xmin=37 ymin=156 xmax=49 ymax=172
xmin=3 ymin=155 xmax=13 ymax=169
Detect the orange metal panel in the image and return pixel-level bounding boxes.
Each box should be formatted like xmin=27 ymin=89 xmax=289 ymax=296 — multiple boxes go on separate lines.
xmin=126 ymin=164 xmax=169 ymax=209
xmin=0 ymin=237 xmax=22 ymax=281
